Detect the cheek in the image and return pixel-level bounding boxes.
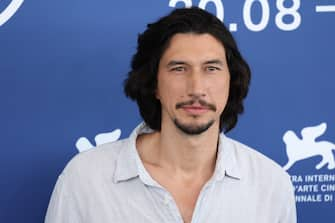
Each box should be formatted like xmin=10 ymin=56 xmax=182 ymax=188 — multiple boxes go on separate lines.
xmin=210 ymin=77 xmax=230 ymax=110
xmin=157 ymin=77 xmax=185 ymax=100
xmin=156 ymin=82 xmax=180 ymax=110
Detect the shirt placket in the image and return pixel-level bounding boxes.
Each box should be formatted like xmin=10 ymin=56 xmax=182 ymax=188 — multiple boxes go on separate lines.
xmin=159 ymin=182 xmax=214 ymax=223
xmin=189 ymin=181 xmax=214 ymax=223
xmin=162 ymin=190 xmax=184 ymax=223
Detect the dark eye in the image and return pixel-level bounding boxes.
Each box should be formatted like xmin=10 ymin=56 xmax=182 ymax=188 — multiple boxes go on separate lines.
xmin=206 ymin=66 xmax=221 ymax=72
xmin=171 ymin=66 xmax=186 ymax=72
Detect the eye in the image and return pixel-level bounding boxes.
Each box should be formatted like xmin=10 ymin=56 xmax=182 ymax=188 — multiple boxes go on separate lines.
xmin=170 ymin=66 xmax=186 ymax=72
xmin=206 ymin=66 xmax=221 ymax=72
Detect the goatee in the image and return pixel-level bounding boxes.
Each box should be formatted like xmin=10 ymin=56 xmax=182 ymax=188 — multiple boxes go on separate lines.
xmin=173 ymin=118 xmax=215 ymax=135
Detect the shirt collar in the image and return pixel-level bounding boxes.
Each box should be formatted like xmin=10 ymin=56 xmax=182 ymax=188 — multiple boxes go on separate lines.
xmin=113 ymin=122 xmax=242 ymax=184
xmin=113 ymin=122 xmax=157 ymax=184
xmin=213 ymin=133 xmax=242 ymax=181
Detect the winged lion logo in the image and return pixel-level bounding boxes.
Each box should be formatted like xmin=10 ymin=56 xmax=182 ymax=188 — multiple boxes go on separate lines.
xmin=283 ymin=122 xmax=335 ymax=170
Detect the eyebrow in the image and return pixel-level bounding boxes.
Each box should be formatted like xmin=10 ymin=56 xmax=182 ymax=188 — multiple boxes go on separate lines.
xmin=166 ymin=60 xmax=188 ymax=67
xmin=166 ymin=59 xmax=224 ymax=68
xmin=203 ymin=59 xmax=224 ymax=66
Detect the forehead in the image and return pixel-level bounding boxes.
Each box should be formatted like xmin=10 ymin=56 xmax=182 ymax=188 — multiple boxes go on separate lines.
xmin=160 ymin=33 xmax=226 ymax=64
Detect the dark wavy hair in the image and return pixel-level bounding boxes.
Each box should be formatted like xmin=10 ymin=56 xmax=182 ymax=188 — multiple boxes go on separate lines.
xmin=124 ymin=7 xmax=251 ymax=133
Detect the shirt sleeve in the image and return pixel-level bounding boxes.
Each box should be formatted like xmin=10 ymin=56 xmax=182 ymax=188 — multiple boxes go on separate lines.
xmin=44 ymin=173 xmax=83 ymax=223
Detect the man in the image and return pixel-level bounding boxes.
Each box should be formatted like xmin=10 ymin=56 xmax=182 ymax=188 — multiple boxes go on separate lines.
xmin=45 ymin=7 xmax=296 ymax=223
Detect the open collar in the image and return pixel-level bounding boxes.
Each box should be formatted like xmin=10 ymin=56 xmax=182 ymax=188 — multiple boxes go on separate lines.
xmin=113 ymin=123 xmax=160 ymax=185
xmin=113 ymin=123 xmax=242 ymax=184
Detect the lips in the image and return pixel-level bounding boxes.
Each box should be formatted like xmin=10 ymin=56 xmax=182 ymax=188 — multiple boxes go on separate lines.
xmin=181 ymin=105 xmax=210 ymax=115
xmin=176 ymin=98 xmax=217 ymax=115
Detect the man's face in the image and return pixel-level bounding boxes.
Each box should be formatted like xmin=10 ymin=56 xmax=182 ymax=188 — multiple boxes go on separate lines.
xmin=156 ymin=33 xmax=230 ymax=135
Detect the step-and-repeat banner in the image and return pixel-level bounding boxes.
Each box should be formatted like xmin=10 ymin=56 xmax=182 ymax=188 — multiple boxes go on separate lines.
xmin=1 ymin=0 xmax=334 ymax=222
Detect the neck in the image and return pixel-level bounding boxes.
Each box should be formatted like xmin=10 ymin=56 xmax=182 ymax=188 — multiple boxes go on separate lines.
xmin=139 ymin=120 xmax=220 ymax=181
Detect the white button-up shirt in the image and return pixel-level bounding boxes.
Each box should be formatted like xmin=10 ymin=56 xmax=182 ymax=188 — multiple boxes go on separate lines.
xmin=45 ymin=123 xmax=296 ymax=223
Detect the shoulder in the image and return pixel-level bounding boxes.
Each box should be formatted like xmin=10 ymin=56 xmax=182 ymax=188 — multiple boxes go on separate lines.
xmin=223 ymin=136 xmax=296 ymax=215
xmin=61 ymin=138 xmax=130 ymax=179
xmin=224 ymin=136 xmax=292 ymax=188
xmin=219 ymin=135 xmax=296 ymax=221
xmin=224 ymin=137 xmax=296 ymax=221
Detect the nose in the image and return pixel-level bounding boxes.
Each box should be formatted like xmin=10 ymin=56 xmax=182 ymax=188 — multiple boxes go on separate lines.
xmin=187 ymin=71 xmax=206 ymax=98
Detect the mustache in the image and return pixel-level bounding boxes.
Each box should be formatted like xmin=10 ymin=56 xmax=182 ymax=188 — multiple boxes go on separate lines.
xmin=175 ymin=98 xmax=217 ymax=111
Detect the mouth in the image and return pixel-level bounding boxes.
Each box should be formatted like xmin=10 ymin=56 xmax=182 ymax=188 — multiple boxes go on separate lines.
xmin=176 ymin=99 xmax=217 ymax=116
xmin=181 ymin=105 xmax=210 ymax=115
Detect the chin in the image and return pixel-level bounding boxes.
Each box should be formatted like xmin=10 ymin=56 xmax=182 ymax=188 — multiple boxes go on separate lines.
xmin=173 ymin=118 xmax=215 ymax=135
